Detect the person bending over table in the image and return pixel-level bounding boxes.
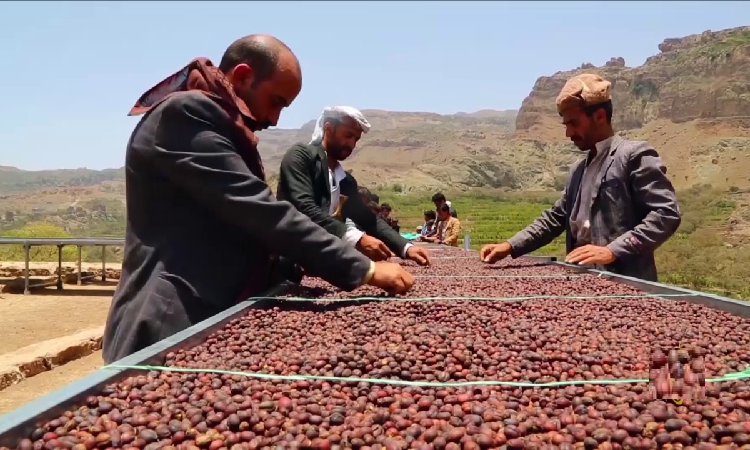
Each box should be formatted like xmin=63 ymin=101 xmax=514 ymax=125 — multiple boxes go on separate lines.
xmin=102 ymin=35 xmax=414 ymax=363
xmin=480 ymin=74 xmax=681 ymax=281
xmin=276 ymin=106 xmax=431 ymax=266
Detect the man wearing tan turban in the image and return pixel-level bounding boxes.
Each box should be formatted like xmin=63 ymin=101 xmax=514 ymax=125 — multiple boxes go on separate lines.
xmin=479 ymin=74 xmax=681 ymax=281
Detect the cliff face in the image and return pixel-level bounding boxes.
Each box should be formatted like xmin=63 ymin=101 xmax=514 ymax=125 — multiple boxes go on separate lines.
xmin=516 ymin=27 xmax=750 ymax=134
xmin=262 ymin=25 xmax=750 ymax=193
xmin=11 ymin=28 xmax=750 ymax=198
xmin=256 ymin=109 xmax=518 ymax=176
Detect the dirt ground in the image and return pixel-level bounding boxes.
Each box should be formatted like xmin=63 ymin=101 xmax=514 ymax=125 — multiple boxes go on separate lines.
xmin=0 ymin=282 xmax=115 ymax=355
xmin=0 ymin=351 xmax=103 ymax=415
xmin=0 ymin=278 xmax=115 ymax=416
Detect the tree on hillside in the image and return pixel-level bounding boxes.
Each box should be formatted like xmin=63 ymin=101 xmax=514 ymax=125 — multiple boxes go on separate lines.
xmin=0 ymin=223 xmax=78 ymax=262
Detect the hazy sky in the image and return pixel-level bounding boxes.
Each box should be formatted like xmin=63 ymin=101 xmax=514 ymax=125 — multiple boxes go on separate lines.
xmin=1 ymin=1 xmax=748 ymax=170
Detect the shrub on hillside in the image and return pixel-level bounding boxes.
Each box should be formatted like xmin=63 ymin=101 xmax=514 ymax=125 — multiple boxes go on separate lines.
xmin=0 ymin=223 xmax=78 ymax=262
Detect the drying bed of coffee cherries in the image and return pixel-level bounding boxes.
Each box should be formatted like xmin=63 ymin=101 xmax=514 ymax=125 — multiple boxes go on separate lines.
xmin=6 ymin=257 xmax=750 ymax=450
xmin=289 ymin=256 xmax=639 ymax=300
xmin=400 ymin=258 xmax=572 ymax=277
xmin=290 ymin=273 xmax=640 ymax=300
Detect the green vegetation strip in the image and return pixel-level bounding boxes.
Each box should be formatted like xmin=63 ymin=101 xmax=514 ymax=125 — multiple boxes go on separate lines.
xmin=104 ymin=365 xmax=750 ymax=388
xmin=5 ymin=184 xmax=744 ymax=299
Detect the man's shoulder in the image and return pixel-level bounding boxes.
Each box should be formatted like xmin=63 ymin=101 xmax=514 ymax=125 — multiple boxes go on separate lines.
xmin=284 ymin=141 xmax=319 ymax=157
xmin=279 ymin=142 xmax=319 ymax=171
xmin=152 ymin=91 xmax=231 ymax=129
xmin=615 ymin=137 xmax=656 ymax=157
xmin=160 ymin=91 xmax=222 ymax=112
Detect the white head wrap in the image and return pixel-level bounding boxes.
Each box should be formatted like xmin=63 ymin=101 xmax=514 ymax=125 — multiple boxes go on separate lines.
xmin=309 ymin=106 xmax=371 ymax=145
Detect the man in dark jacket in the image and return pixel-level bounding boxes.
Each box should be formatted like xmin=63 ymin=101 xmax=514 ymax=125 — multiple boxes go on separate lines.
xmin=276 ymin=106 xmax=431 ymax=265
xmin=102 ymin=35 xmax=414 ymax=363
xmin=480 ymin=74 xmax=681 ymax=281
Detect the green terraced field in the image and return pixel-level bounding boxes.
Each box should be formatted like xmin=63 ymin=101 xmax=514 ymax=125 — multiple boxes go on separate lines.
xmin=379 ymin=192 xmax=565 ymax=255
xmin=379 ymin=186 xmax=750 ymax=300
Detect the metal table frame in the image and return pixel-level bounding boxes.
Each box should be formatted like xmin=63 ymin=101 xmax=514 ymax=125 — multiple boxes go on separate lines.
xmin=1 ymin=249 xmax=749 ymax=445
xmin=0 ymin=282 xmax=293 ymax=446
xmin=0 ymin=238 xmax=125 ymax=294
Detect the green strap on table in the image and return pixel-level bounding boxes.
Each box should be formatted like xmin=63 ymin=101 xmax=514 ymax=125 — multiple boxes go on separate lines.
xmin=102 ymin=291 xmax=727 ymax=389
xmin=433 ymin=256 xmax=483 ymax=259
xmin=414 ymin=275 xmax=585 ymax=279
xmin=103 ymin=364 xmax=750 ymax=388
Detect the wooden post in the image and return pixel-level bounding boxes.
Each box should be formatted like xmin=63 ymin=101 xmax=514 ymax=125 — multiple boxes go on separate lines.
xmin=57 ymin=245 xmax=63 ymax=290
xmin=77 ymin=246 xmax=82 ymax=285
xmin=23 ymin=244 xmax=30 ymax=295
xmin=101 ymin=246 xmax=106 ymax=282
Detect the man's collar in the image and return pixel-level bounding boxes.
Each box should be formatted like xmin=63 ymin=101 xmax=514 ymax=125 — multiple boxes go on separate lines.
xmin=594 ymin=135 xmax=615 ymax=154
xmin=586 ymin=135 xmax=615 ymax=164
xmin=311 ymin=142 xmax=327 ymax=160
xmin=322 ymin=149 xmax=347 ymax=177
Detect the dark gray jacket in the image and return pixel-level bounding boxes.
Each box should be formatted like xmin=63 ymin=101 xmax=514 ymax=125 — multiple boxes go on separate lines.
xmin=102 ymin=92 xmax=371 ymax=363
xmin=276 ymin=142 xmax=410 ymax=255
xmin=507 ymin=136 xmax=681 ymax=281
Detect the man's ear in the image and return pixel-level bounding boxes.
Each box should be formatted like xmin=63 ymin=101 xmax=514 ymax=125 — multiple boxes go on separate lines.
xmin=323 ymin=122 xmax=334 ymax=137
xmin=594 ymin=108 xmax=608 ymax=126
xmin=229 ymin=64 xmax=254 ymax=89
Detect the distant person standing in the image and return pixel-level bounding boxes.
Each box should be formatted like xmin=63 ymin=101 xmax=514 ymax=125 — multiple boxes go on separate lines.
xmin=480 ymin=74 xmax=681 ymax=281
xmin=432 ymin=193 xmax=457 ymax=218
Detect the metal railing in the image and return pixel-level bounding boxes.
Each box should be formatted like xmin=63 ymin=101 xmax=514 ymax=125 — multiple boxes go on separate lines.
xmin=0 ymin=230 xmax=483 ymax=295
xmin=0 ymin=238 xmax=125 ymax=295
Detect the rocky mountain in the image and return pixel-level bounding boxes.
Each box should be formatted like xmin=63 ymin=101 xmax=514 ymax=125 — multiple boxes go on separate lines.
xmin=256 ymin=109 xmax=519 ymax=186
xmin=262 ymin=26 xmax=750 ymax=192
xmin=514 ymin=26 xmax=750 ymax=191
xmin=0 ymin=166 xmax=124 ymax=194
xmin=517 ymin=26 xmax=750 ymax=135
xmin=3 ymin=25 xmax=750 ymax=201
xmin=0 ymin=109 xmax=519 ymax=196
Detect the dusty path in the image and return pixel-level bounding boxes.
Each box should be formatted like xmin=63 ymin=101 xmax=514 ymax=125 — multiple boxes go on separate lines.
xmin=0 ymin=352 xmax=103 ymax=416
xmin=0 ymin=277 xmax=115 ymax=417
xmin=0 ymin=283 xmax=115 ymax=354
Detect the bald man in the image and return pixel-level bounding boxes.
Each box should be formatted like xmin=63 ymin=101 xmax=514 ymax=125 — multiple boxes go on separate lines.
xmin=103 ymin=35 xmax=414 ymax=362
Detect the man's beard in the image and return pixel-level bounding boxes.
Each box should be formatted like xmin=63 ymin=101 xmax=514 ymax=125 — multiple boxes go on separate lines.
xmin=571 ymin=124 xmax=598 ymax=151
xmin=330 ymin=143 xmax=353 ymax=161
xmin=236 ymin=87 xmax=271 ymax=131
xmin=570 ymin=136 xmax=589 ymax=151
xmin=247 ymin=120 xmax=272 ymax=131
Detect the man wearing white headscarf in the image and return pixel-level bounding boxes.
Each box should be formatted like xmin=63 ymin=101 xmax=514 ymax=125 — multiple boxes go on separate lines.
xmin=277 ymin=106 xmax=431 ymax=265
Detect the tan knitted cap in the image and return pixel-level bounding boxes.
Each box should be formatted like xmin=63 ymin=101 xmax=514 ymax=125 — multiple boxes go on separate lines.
xmin=556 ymin=74 xmax=612 ymax=114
